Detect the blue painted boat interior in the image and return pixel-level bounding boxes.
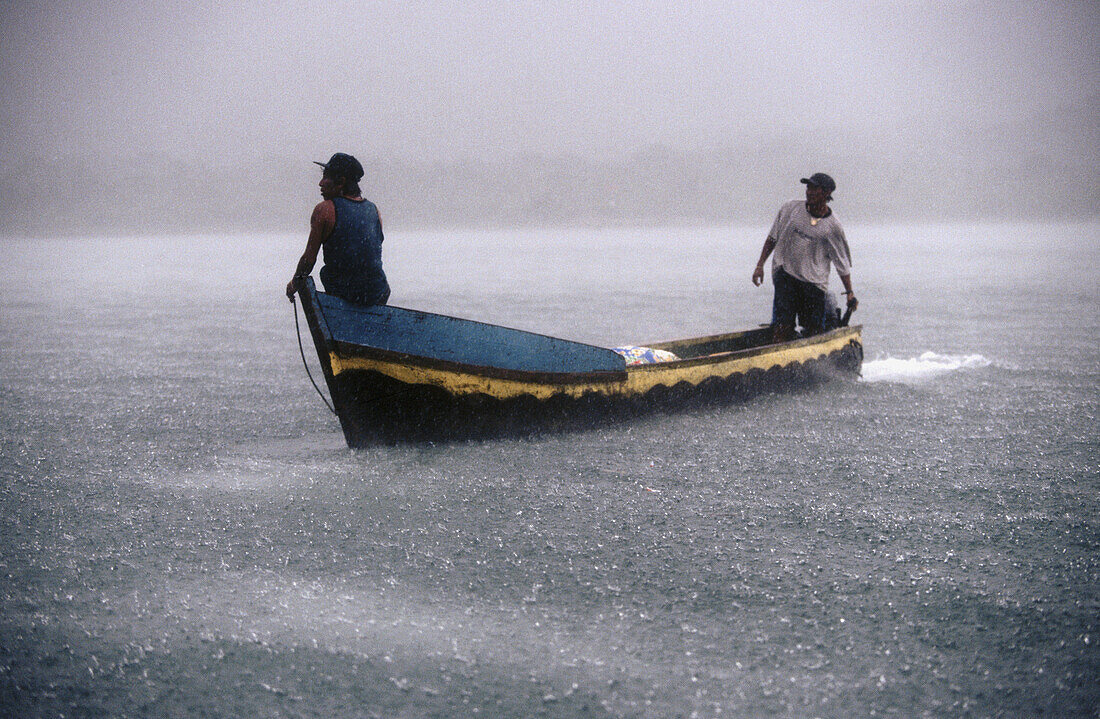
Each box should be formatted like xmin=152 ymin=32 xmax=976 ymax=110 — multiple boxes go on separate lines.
xmin=317 ymin=293 xmax=626 ymax=374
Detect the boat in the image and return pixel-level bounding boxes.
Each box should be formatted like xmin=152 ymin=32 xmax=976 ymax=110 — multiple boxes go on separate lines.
xmin=291 ymin=277 xmax=862 ymax=445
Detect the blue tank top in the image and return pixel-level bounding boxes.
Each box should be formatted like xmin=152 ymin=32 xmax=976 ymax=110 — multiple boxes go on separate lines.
xmin=319 ymin=197 xmax=390 ymax=305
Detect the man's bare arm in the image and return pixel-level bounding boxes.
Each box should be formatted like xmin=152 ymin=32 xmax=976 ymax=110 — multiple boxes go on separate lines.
xmin=839 ymin=273 xmax=858 ymax=310
xmin=286 ymin=201 xmax=336 ymax=297
xmin=752 ymin=237 xmax=776 ymax=286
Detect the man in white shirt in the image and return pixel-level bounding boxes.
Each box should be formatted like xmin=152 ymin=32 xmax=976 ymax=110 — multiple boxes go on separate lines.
xmin=751 ymin=173 xmax=858 ymax=342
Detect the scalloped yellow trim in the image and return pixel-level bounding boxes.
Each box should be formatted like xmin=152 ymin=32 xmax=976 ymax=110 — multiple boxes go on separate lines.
xmin=328 ymin=330 xmax=859 ymax=401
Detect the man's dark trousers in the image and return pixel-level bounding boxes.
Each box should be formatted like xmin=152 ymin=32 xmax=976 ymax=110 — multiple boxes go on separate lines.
xmin=772 ymin=266 xmax=825 ymax=340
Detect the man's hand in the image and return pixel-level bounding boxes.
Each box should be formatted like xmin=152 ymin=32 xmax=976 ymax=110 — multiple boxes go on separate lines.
xmin=286 ymin=278 xmax=298 ymax=299
xmin=752 ymin=264 xmax=765 ymax=286
xmin=846 ymin=293 xmax=859 ymax=311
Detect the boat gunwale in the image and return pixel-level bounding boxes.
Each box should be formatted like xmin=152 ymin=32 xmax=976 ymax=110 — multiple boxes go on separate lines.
xmin=329 ymin=339 xmax=629 ymax=385
xmin=628 ymin=325 xmax=862 ymax=372
xmin=643 ymin=327 xmax=765 ymax=354
xmin=327 ymin=324 xmax=862 ymax=384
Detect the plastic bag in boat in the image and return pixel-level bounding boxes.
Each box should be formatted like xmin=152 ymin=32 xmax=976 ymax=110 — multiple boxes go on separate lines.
xmin=612 ymin=346 xmax=680 ymax=366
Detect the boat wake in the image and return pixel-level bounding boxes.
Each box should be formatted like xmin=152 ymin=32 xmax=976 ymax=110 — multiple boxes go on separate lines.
xmin=860 ymin=351 xmax=992 ymax=383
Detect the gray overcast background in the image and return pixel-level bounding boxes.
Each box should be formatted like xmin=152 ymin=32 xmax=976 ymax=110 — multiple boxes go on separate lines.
xmin=1 ymin=0 xmax=1097 ymax=234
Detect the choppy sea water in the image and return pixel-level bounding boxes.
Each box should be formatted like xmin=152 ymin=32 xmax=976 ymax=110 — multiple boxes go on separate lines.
xmin=0 ymin=221 xmax=1097 ymax=717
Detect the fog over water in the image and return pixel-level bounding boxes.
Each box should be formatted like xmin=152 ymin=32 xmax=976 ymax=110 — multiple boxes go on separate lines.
xmin=1 ymin=1 xmax=1098 ymax=233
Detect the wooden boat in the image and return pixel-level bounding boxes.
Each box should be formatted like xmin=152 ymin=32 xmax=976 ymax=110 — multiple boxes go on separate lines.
xmin=292 ymin=277 xmax=862 ymax=445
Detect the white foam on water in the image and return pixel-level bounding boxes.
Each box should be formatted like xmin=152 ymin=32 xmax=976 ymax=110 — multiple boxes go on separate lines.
xmin=860 ymin=351 xmax=992 ymax=384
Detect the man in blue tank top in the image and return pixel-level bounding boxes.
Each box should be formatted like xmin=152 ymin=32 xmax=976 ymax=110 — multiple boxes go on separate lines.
xmin=286 ymin=152 xmax=390 ymax=305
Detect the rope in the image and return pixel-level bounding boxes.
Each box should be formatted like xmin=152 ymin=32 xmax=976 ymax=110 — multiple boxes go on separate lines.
xmin=291 ymin=296 xmax=337 ymax=416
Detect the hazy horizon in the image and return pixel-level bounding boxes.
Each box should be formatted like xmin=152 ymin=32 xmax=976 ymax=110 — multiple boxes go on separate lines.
xmin=2 ymin=1 xmax=1097 ymax=235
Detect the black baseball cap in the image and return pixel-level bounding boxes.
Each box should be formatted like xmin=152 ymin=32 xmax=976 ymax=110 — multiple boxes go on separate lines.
xmin=314 ymin=152 xmax=364 ymax=182
xmin=800 ymin=173 xmax=836 ymax=193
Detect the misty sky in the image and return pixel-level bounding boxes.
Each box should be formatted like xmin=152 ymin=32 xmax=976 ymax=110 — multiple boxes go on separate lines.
xmin=2 ymin=0 xmax=1096 ymax=169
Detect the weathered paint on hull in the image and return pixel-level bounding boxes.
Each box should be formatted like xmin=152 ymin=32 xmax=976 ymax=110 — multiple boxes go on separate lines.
xmin=327 ymin=326 xmax=860 ymax=401
xmin=324 ymin=332 xmax=862 ymax=445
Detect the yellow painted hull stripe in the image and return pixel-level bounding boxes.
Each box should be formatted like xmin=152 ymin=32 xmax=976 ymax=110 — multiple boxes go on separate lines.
xmin=328 ymin=332 xmax=857 ymax=401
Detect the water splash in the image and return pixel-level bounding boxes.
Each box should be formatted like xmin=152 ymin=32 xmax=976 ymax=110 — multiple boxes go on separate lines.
xmin=861 ymin=351 xmax=992 ymax=383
